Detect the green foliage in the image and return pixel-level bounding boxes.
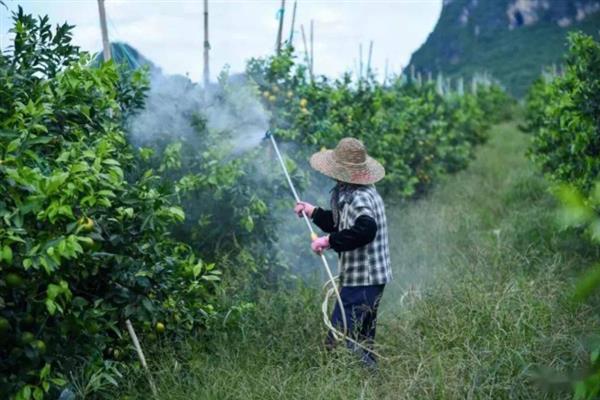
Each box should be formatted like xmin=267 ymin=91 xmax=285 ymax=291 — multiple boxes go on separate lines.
xmin=124 ymin=68 xmax=291 ymax=286
xmin=553 ymin=184 xmax=600 ymax=399
xmin=526 ymin=32 xmax=600 ymax=195
xmin=0 ymin=9 xmax=219 ymax=398
xmin=526 ymin=32 xmax=600 ymax=399
xmin=247 ymin=48 xmax=511 ymax=198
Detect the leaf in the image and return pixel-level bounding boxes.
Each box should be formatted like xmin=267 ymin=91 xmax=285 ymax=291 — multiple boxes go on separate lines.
xmin=32 ymin=124 xmax=48 ymax=133
xmin=45 ymin=172 xmax=69 ymax=195
xmin=192 ymin=262 xmax=202 ymax=278
xmin=574 ymin=264 xmax=600 ymax=301
xmin=2 ymin=245 xmax=12 ymax=263
xmin=45 ymin=299 xmax=57 ymax=316
xmin=591 ymin=347 xmax=600 ymax=364
xmin=555 ymin=185 xmax=593 ymax=228
xmin=141 ymin=297 xmax=154 ymax=313
xmin=7 ymin=138 xmax=21 ymax=153
xmin=161 ymin=206 xmax=185 ymax=222
xmin=70 ymin=162 xmax=89 ymax=174
xmin=16 ymin=385 xmax=32 ymax=400
xmin=32 ymin=388 xmax=43 ymax=400
xmin=102 ymin=158 xmax=120 ymax=166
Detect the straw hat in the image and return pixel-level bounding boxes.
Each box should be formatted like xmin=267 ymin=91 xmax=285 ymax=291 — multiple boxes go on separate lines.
xmin=309 ymin=138 xmax=385 ymax=185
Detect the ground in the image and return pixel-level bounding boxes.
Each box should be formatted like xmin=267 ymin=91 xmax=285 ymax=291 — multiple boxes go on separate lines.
xmin=119 ymin=122 xmax=600 ymax=399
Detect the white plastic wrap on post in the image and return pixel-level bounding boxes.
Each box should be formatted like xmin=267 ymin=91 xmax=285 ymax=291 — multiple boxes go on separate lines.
xmin=125 ymin=319 xmax=158 ymax=396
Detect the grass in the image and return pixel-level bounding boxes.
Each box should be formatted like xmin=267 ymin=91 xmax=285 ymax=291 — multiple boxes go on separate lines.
xmin=117 ymin=122 xmax=600 ymax=399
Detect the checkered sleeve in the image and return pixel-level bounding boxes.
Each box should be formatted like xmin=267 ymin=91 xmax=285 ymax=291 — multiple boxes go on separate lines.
xmin=348 ymin=190 xmax=375 ymax=222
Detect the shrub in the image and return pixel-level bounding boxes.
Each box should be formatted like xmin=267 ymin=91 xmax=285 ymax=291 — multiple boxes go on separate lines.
xmin=525 ymin=31 xmax=600 ymax=400
xmin=0 ymin=9 xmax=219 ymax=398
xmin=246 ymin=48 xmax=509 ymax=197
xmin=526 ymin=32 xmax=600 ymax=195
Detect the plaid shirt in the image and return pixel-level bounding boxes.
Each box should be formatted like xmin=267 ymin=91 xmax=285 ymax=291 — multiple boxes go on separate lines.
xmin=335 ymin=185 xmax=392 ymax=287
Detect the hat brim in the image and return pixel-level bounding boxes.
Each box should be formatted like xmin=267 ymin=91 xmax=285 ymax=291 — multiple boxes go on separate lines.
xmin=309 ymin=149 xmax=385 ymax=185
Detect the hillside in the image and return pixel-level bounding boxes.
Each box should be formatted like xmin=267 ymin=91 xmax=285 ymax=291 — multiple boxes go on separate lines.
xmin=409 ymin=0 xmax=600 ymax=96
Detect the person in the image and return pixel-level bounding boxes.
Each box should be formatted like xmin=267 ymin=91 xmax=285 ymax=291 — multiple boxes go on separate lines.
xmin=293 ymin=137 xmax=392 ymax=367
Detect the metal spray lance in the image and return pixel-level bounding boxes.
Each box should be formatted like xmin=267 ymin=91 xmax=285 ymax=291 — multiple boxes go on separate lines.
xmin=264 ymin=130 xmax=348 ymax=335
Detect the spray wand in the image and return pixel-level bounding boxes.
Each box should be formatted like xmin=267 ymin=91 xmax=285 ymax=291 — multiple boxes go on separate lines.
xmin=265 ymin=130 xmax=347 ymax=335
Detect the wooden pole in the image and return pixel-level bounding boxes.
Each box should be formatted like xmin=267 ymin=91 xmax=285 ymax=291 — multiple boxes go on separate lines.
xmin=300 ymin=24 xmax=313 ymax=82
xmin=203 ymin=0 xmax=210 ymax=87
xmin=358 ymin=43 xmax=363 ymax=80
xmin=366 ymin=40 xmax=373 ymax=78
xmin=383 ymin=58 xmax=389 ymax=85
xmin=275 ymin=0 xmax=286 ymax=54
xmin=309 ymin=19 xmax=314 ymax=78
xmin=288 ymin=0 xmax=297 ymax=45
xmin=97 ymin=0 xmax=111 ymax=61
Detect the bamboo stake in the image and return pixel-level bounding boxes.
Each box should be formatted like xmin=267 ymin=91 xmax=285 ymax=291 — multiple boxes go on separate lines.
xmin=436 ymin=72 xmax=444 ymax=95
xmin=309 ymin=19 xmax=314 ymax=78
xmin=358 ymin=43 xmax=363 ymax=80
xmin=288 ymin=0 xmax=297 ymax=45
xmin=275 ymin=0 xmax=286 ymax=54
xmin=203 ymin=0 xmax=210 ymax=87
xmin=300 ymin=24 xmax=313 ymax=82
xmin=97 ymin=0 xmax=111 ymax=61
xmin=126 ymin=319 xmax=157 ymax=397
xmin=366 ymin=40 xmax=373 ymax=78
xmin=383 ymin=58 xmax=389 ymax=85
xmin=458 ymin=76 xmax=464 ymax=96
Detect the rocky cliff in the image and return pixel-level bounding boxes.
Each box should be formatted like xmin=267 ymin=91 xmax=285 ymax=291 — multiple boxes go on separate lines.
xmin=409 ymin=0 xmax=600 ymax=96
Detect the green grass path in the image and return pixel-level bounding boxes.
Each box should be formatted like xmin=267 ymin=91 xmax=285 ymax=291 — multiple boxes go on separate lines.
xmin=121 ymin=122 xmax=599 ymax=399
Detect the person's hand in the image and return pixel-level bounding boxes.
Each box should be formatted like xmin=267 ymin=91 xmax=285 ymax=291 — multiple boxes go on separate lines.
xmin=311 ymin=235 xmax=330 ymax=254
xmin=294 ymin=201 xmax=315 ymax=218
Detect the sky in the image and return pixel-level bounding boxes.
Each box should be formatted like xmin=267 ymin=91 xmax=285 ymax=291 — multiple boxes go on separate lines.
xmin=0 ymin=0 xmax=442 ymax=83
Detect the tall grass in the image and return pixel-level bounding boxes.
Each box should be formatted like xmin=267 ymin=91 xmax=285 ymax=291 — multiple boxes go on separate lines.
xmin=117 ymin=122 xmax=600 ymax=399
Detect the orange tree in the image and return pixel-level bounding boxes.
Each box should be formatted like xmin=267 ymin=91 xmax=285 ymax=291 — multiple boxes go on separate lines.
xmin=526 ymin=33 xmax=600 ymax=196
xmin=525 ymin=32 xmax=600 ymax=399
xmin=246 ymin=47 xmax=510 ymax=198
xmin=0 ymin=9 xmax=220 ymax=399
xmin=125 ymin=70 xmax=286 ymax=285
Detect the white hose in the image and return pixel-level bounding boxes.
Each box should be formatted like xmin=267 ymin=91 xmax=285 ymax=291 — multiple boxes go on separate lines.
xmin=267 ymin=131 xmax=384 ymax=360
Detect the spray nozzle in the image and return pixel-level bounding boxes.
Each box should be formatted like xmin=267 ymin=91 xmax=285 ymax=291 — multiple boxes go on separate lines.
xmin=264 ymin=130 xmax=273 ymax=139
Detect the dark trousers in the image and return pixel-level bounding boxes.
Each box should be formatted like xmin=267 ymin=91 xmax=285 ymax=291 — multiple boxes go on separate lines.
xmin=327 ymin=284 xmax=385 ymax=363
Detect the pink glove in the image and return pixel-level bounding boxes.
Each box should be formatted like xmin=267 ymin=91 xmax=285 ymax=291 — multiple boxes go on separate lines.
xmin=311 ymin=235 xmax=330 ymax=254
xmin=294 ymin=201 xmax=315 ymax=218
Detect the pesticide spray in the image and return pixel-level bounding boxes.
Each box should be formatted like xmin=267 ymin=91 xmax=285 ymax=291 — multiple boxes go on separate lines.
xmin=265 ymin=130 xmax=384 ymax=359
